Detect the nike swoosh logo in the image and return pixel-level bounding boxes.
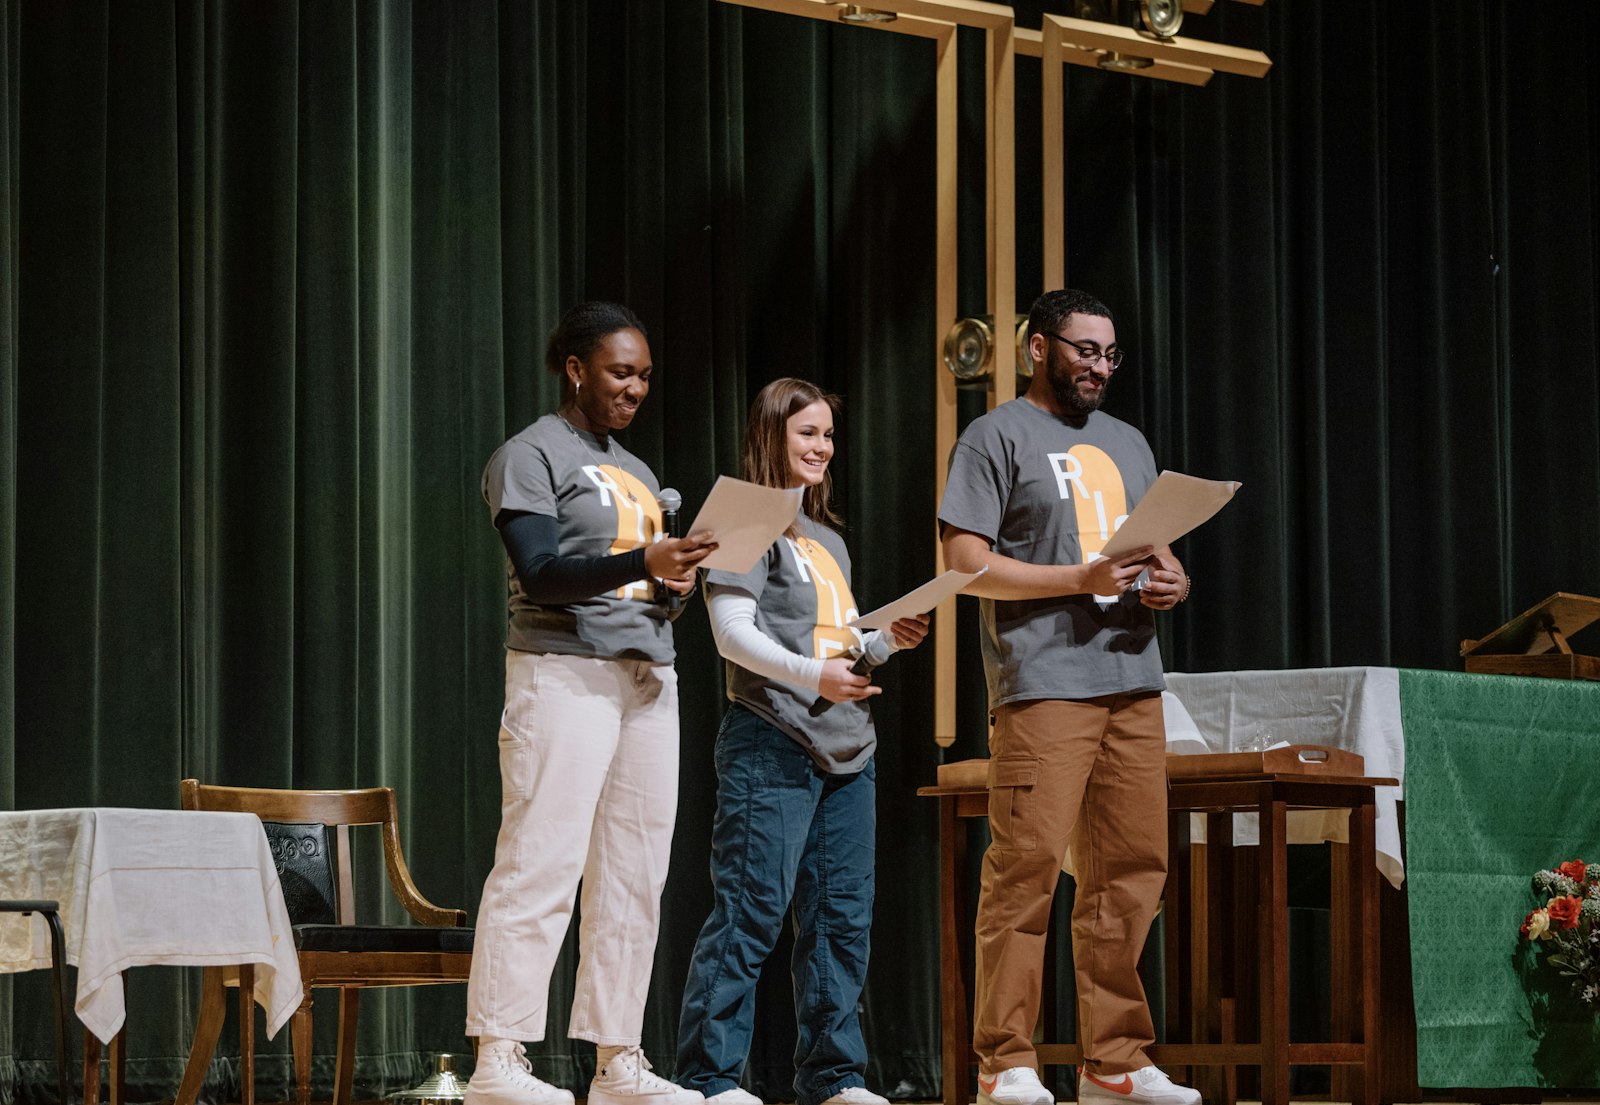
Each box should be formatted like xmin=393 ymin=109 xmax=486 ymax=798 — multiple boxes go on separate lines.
xmin=1084 ymin=1075 xmax=1135 ymax=1096
xmin=978 ymin=1077 xmax=998 ymax=1095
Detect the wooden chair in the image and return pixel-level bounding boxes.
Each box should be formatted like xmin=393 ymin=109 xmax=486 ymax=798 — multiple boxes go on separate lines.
xmin=174 ymin=779 xmax=473 ymax=1105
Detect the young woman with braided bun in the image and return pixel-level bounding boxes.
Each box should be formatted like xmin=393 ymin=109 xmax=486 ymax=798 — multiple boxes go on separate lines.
xmin=466 ymin=302 xmax=715 ymax=1105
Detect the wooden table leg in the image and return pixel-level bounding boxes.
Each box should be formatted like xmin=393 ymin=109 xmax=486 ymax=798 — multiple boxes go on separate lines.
xmin=1257 ymin=796 xmax=1290 ymax=1105
xmin=1331 ymin=838 xmax=1354 ymax=1104
xmin=82 ymin=1030 xmax=101 ymax=1105
xmin=109 ymin=1024 xmax=126 ymax=1105
xmin=1198 ymin=817 xmax=1233 ymax=1105
xmin=1163 ymin=812 xmax=1188 ymax=1074
xmin=939 ymin=794 xmax=971 ymax=1105
xmin=239 ymin=964 xmax=256 ymax=1105
xmin=1352 ymin=802 xmax=1382 ymax=1105
xmin=79 ymin=972 xmax=128 ymax=1105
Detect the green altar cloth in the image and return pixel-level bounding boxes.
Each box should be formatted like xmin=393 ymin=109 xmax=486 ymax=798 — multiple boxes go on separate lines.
xmin=1401 ymin=668 xmax=1600 ymax=1086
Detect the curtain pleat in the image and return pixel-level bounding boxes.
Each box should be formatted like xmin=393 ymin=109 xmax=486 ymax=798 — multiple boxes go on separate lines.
xmin=4 ymin=1 xmax=1600 ymax=1102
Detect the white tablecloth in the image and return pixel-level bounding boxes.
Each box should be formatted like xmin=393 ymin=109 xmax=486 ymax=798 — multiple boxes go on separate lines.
xmin=0 ymin=808 xmax=303 ymax=1042
xmin=1163 ymin=666 xmax=1406 ymax=889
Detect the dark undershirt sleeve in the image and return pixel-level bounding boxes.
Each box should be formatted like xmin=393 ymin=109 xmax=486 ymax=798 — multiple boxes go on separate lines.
xmin=497 ymin=510 xmax=650 ymax=605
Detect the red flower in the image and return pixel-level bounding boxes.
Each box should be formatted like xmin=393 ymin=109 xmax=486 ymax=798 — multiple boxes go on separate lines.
xmin=1547 ymin=895 xmax=1583 ymax=930
xmin=1521 ymin=909 xmax=1540 ymax=937
xmin=1558 ymin=859 xmax=1587 ymax=883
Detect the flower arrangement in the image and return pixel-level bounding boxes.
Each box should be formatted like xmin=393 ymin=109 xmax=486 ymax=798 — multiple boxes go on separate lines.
xmin=1519 ymin=858 xmax=1600 ymax=1011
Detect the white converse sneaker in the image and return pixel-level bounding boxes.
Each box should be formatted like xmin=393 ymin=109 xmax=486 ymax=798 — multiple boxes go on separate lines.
xmin=977 ymin=1067 xmax=1053 ymax=1105
xmin=705 ymin=1090 xmax=763 ymax=1105
xmin=466 ymin=1043 xmax=574 ymax=1105
xmin=588 ymin=1047 xmax=705 ymax=1105
xmin=1079 ymin=1066 xmax=1200 ymax=1105
xmin=820 ymin=1088 xmax=889 ymax=1105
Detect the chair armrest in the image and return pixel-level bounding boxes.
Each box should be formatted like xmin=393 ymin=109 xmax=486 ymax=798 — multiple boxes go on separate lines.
xmin=379 ymin=804 xmax=469 ymax=928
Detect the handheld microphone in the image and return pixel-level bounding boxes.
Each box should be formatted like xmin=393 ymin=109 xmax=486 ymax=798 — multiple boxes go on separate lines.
xmin=808 ymin=633 xmax=895 ymax=717
xmin=656 ymin=488 xmax=684 ymax=613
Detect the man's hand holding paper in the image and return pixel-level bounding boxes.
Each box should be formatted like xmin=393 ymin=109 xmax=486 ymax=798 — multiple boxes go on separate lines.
xmin=1098 ymin=471 xmax=1240 ymax=560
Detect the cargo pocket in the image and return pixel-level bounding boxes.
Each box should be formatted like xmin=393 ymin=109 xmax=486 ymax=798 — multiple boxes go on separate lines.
xmin=987 ymin=755 xmax=1040 ymax=853
xmin=497 ymin=730 xmax=533 ymax=804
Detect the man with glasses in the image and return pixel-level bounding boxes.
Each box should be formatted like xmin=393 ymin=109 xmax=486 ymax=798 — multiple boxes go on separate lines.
xmin=939 ymin=289 xmax=1196 ymax=1105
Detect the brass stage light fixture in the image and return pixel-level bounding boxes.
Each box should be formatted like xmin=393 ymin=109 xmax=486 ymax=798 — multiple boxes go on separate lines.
xmin=942 ymin=315 xmax=1032 ymax=386
xmin=1135 ymin=0 xmax=1183 ymax=38
xmin=1088 ymin=0 xmax=1181 ymax=70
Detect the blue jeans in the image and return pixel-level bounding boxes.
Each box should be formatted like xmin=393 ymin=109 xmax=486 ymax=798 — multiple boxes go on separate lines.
xmin=675 ymin=704 xmax=877 ymax=1105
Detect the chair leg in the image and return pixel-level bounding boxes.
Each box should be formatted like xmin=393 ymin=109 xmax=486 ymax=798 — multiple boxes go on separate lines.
xmin=334 ymin=988 xmax=361 ymax=1105
xmin=238 ymin=965 xmax=256 ymax=1105
xmin=291 ymin=995 xmax=314 ymax=1105
xmin=175 ymin=967 xmax=227 ymax=1105
xmin=37 ymin=909 xmax=71 ymax=1105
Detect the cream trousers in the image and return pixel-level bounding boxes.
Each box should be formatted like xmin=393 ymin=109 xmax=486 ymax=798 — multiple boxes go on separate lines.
xmin=466 ymin=650 xmax=681 ymax=1045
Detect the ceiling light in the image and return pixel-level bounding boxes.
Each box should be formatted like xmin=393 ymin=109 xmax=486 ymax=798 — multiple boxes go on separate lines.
xmin=837 ymin=4 xmax=897 ymax=22
xmin=1098 ymin=51 xmax=1155 ymax=70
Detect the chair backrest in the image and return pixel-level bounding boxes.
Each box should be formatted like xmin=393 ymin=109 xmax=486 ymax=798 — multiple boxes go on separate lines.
xmin=180 ymin=779 xmax=465 ymax=928
xmin=262 ymin=821 xmax=339 ymax=925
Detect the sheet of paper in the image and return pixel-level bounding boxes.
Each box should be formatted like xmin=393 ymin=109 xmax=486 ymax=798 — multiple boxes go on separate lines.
xmin=683 ymin=476 xmax=804 ymax=573
xmin=1099 ymin=471 xmax=1241 ymax=559
xmin=849 ymin=567 xmax=987 ymax=630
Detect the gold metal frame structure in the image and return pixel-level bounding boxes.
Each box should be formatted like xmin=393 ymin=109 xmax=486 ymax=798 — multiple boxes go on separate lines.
xmin=715 ymin=0 xmax=1013 ymax=746
xmin=710 ymin=0 xmax=1269 ymax=748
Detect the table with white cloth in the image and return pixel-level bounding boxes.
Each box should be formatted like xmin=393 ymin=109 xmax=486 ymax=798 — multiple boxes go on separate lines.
xmin=0 ymin=807 xmax=302 ymax=1048
xmin=1162 ymin=665 xmax=1406 ymax=888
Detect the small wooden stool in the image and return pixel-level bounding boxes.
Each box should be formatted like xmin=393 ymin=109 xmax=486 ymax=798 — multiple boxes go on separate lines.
xmin=917 ymin=747 xmax=1395 ymax=1105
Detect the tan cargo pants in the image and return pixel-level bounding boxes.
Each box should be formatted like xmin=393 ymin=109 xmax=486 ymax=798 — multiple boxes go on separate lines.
xmin=972 ymin=691 xmax=1167 ymax=1077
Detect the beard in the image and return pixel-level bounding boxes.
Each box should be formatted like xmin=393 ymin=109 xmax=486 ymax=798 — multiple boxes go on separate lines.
xmin=1048 ymin=361 xmax=1108 ymax=415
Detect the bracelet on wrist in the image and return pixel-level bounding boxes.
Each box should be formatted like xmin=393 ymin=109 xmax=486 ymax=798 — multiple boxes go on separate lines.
xmin=1178 ymin=574 xmax=1192 ymax=603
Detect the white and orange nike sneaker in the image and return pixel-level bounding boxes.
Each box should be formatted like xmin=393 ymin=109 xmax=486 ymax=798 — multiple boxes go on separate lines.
xmin=977 ymin=1067 xmax=1053 ymax=1105
xmin=1078 ymin=1066 xmax=1200 ymax=1105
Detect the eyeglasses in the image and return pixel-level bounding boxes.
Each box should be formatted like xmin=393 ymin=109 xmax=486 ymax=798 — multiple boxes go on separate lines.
xmin=1044 ymin=332 xmax=1124 ymax=371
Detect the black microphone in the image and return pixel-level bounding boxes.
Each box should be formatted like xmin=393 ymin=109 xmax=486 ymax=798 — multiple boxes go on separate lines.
xmin=656 ymin=488 xmax=684 ymax=613
xmin=808 ymin=633 xmax=895 ymax=717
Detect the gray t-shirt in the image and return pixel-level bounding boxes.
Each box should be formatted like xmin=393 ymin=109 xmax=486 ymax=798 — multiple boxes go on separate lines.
xmin=938 ymin=398 xmax=1164 ymax=707
xmin=483 ymin=413 xmax=674 ymax=663
xmin=707 ymin=517 xmax=876 ymax=774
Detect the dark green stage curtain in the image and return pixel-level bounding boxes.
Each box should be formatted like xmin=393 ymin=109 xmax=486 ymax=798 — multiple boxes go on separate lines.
xmin=2 ymin=1 xmax=1598 ymax=1103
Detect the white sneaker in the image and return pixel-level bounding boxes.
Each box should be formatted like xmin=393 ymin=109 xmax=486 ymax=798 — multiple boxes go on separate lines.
xmin=820 ymin=1089 xmax=888 ymax=1105
xmin=1079 ymin=1066 xmax=1200 ymax=1105
xmin=588 ymin=1047 xmax=705 ymax=1105
xmin=705 ymin=1090 xmax=763 ymax=1105
xmin=466 ymin=1043 xmax=574 ymax=1105
xmin=978 ymin=1067 xmax=1053 ymax=1105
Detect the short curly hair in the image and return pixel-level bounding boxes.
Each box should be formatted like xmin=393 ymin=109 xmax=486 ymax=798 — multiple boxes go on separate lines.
xmin=1027 ymin=288 xmax=1112 ymax=341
